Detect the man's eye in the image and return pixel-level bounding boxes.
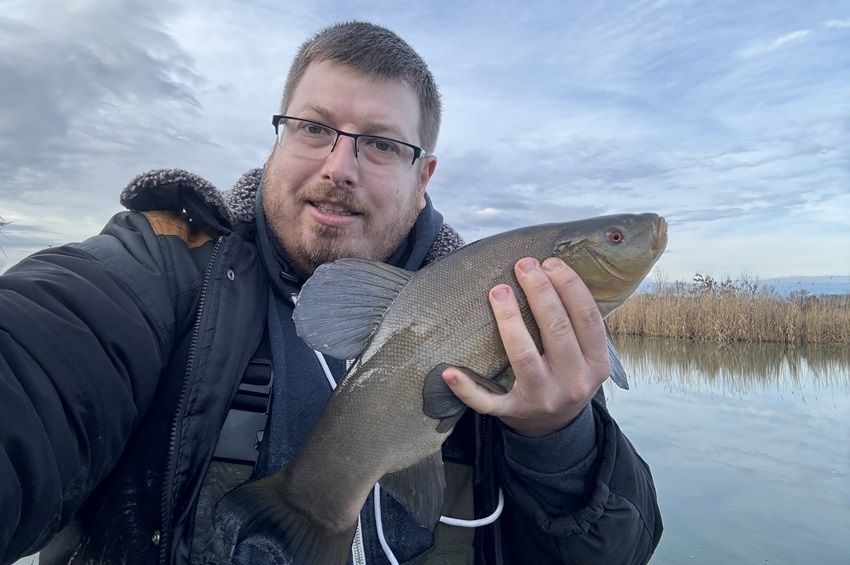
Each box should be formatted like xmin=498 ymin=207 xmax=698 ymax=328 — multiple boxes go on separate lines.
xmin=367 ymin=138 xmax=401 ymax=154
xmin=304 ymin=123 xmax=328 ymax=136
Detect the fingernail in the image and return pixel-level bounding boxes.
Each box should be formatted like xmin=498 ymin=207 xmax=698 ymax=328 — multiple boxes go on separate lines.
xmin=542 ymin=258 xmax=562 ymax=272
xmin=492 ymin=286 xmax=509 ymax=302
xmin=518 ymin=258 xmax=538 ymax=273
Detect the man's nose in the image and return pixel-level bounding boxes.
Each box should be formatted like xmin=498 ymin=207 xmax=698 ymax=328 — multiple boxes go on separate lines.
xmin=320 ymin=135 xmax=360 ymax=187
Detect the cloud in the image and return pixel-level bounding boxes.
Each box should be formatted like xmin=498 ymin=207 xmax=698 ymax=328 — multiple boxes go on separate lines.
xmin=737 ymin=30 xmax=811 ymax=59
xmin=824 ymin=19 xmax=850 ymax=29
xmin=0 ymin=0 xmax=205 ymax=182
xmin=2 ymin=0 xmax=849 ymax=280
xmin=471 ymin=207 xmax=507 ymax=221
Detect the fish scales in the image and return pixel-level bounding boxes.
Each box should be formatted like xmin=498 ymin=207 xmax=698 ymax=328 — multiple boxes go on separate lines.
xmin=294 ymin=225 xmax=566 ymax=510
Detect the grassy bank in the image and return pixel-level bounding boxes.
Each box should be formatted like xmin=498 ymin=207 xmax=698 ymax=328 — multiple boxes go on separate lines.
xmin=608 ymin=274 xmax=850 ymax=345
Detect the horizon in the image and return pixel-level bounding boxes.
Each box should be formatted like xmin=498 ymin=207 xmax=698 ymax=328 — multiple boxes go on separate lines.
xmin=1 ymin=1 xmax=849 ymax=279
xmin=638 ymin=274 xmax=850 ymax=296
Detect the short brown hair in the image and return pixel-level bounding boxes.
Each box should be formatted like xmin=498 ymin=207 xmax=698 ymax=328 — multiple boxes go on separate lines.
xmin=281 ymin=21 xmax=441 ymax=153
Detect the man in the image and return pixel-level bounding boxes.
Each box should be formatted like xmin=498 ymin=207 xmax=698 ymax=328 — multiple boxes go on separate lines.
xmin=0 ymin=21 xmax=661 ymax=565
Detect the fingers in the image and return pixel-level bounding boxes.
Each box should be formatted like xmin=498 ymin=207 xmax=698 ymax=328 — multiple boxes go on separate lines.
xmin=444 ymin=256 xmax=611 ymax=437
xmin=514 ymin=258 xmax=586 ymax=376
xmin=534 ymin=258 xmax=610 ymax=376
xmin=487 ymin=280 xmax=550 ymax=393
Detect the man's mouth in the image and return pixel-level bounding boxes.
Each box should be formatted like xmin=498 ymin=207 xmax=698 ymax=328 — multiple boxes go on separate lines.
xmin=309 ymin=200 xmax=359 ymax=216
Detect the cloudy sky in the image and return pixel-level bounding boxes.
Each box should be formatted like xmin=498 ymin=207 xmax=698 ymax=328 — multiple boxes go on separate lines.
xmin=1 ymin=0 xmax=848 ymax=281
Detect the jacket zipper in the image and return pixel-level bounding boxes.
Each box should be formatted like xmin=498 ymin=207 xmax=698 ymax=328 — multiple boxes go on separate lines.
xmin=158 ymin=236 xmax=225 ymax=564
xmin=351 ymin=516 xmax=367 ymax=565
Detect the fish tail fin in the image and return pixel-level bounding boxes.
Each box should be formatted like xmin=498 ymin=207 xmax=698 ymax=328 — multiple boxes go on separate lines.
xmin=214 ymin=475 xmax=355 ymax=565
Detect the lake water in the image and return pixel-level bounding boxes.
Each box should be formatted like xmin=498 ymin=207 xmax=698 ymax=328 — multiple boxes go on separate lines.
xmin=605 ymin=336 xmax=850 ymax=564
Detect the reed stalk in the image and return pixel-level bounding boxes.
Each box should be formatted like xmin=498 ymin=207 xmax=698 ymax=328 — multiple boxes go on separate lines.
xmin=608 ymin=274 xmax=850 ymax=345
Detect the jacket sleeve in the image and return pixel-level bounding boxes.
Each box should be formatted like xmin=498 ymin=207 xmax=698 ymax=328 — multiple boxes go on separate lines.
xmin=0 ymin=212 xmax=187 ymax=563
xmin=496 ymin=393 xmax=663 ymax=564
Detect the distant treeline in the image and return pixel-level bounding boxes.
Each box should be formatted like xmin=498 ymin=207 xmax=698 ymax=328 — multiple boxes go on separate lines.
xmin=608 ymin=273 xmax=850 ymax=345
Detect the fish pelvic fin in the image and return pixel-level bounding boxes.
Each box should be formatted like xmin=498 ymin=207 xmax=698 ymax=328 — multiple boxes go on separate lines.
xmin=380 ymin=451 xmax=446 ymax=532
xmin=293 ymin=258 xmax=413 ymax=359
xmin=214 ymin=475 xmax=354 ymax=565
xmin=605 ymin=324 xmax=630 ymax=390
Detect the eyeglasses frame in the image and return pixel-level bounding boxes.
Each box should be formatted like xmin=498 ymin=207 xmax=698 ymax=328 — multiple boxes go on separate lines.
xmin=271 ymin=115 xmax=426 ymax=166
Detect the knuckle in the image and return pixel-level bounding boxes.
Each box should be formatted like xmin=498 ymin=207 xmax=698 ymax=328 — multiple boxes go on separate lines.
xmin=545 ymin=315 xmax=575 ymax=340
xmin=511 ymin=346 xmax=540 ymax=368
xmin=517 ymin=267 xmax=553 ymax=294
xmin=527 ymin=274 xmax=553 ymax=295
xmin=564 ymin=382 xmax=594 ymax=406
xmin=561 ymin=268 xmax=583 ymax=287
xmin=492 ymin=300 xmax=520 ymax=320
xmin=578 ymin=303 xmax=603 ymax=326
xmin=537 ymin=397 xmax=561 ymax=416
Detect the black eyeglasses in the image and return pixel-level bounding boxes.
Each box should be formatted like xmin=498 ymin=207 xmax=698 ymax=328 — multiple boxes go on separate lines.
xmin=272 ymin=115 xmax=425 ymax=170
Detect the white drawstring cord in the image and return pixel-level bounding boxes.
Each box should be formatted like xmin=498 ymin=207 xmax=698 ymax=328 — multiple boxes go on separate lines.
xmin=313 ymin=350 xmax=338 ymax=389
xmin=373 ymin=482 xmax=400 ymax=565
xmin=438 ymin=488 xmax=504 ymax=527
xmin=373 ymin=482 xmax=505 ymax=564
xmin=311 ymin=346 xmax=503 ymax=564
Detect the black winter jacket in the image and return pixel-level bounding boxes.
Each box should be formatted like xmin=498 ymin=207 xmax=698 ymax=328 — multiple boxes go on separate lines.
xmin=0 ymin=170 xmax=662 ymax=564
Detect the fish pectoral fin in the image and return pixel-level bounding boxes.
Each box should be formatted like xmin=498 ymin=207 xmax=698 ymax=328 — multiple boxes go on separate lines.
xmin=379 ymin=452 xmax=446 ymax=532
xmin=492 ymin=366 xmax=516 ymax=392
xmin=605 ymin=324 xmax=630 ymax=390
xmin=293 ymin=259 xmax=413 ymax=359
xmin=214 ymin=475 xmax=354 ymax=565
xmin=423 ymin=363 xmax=467 ymax=426
xmin=424 ymin=363 xmax=509 ymax=433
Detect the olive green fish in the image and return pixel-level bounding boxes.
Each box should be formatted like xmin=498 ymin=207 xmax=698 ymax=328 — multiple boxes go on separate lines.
xmin=214 ymin=213 xmax=668 ymax=563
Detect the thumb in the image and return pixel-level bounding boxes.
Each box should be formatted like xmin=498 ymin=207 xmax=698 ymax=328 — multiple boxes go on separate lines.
xmin=442 ymin=366 xmax=511 ymax=417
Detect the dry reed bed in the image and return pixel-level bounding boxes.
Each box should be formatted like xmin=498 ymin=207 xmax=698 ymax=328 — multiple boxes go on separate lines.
xmin=608 ymin=291 xmax=850 ymax=345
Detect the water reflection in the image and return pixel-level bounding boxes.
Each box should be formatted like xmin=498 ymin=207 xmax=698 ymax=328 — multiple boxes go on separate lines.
xmin=605 ymin=336 xmax=850 ymax=564
xmin=613 ymin=334 xmax=850 ymax=395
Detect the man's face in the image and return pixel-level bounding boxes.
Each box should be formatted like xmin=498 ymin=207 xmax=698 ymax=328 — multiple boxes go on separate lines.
xmin=263 ymin=60 xmax=437 ymax=275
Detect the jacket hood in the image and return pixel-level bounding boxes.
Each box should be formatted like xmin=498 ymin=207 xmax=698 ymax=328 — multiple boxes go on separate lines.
xmin=121 ymin=169 xmax=233 ymax=233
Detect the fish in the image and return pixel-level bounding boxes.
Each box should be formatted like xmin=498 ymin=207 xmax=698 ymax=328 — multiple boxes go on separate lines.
xmin=214 ymin=212 xmax=668 ymax=563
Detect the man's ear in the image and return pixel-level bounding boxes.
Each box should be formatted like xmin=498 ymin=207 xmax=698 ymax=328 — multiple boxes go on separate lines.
xmin=417 ymin=155 xmax=437 ymax=208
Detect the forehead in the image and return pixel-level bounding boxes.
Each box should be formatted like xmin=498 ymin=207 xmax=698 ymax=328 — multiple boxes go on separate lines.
xmin=286 ymin=60 xmax=421 ymax=142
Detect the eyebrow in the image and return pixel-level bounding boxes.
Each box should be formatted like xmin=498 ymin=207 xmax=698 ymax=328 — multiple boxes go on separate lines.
xmin=298 ymin=104 xmax=411 ymax=142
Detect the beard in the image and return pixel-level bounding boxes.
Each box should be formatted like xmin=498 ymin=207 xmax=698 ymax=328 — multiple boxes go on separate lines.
xmin=263 ymin=164 xmax=423 ymax=275
xmin=295 ymin=201 xmax=419 ymax=272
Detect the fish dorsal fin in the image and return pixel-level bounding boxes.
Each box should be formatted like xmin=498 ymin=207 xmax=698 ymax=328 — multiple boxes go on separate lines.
xmin=379 ymin=452 xmax=446 ymax=531
xmin=293 ymin=259 xmax=413 ymax=359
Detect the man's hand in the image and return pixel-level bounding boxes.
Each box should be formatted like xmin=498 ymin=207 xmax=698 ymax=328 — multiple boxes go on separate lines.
xmin=442 ymin=257 xmax=611 ymax=437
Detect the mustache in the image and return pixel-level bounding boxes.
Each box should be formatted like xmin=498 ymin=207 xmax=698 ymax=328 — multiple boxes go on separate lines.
xmin=300 ymin=184 xmax=367 ymax=215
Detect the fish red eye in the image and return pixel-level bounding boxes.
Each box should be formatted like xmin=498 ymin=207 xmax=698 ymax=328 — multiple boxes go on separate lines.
xmin=607 ymin=230 xmax=624 ymax=244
